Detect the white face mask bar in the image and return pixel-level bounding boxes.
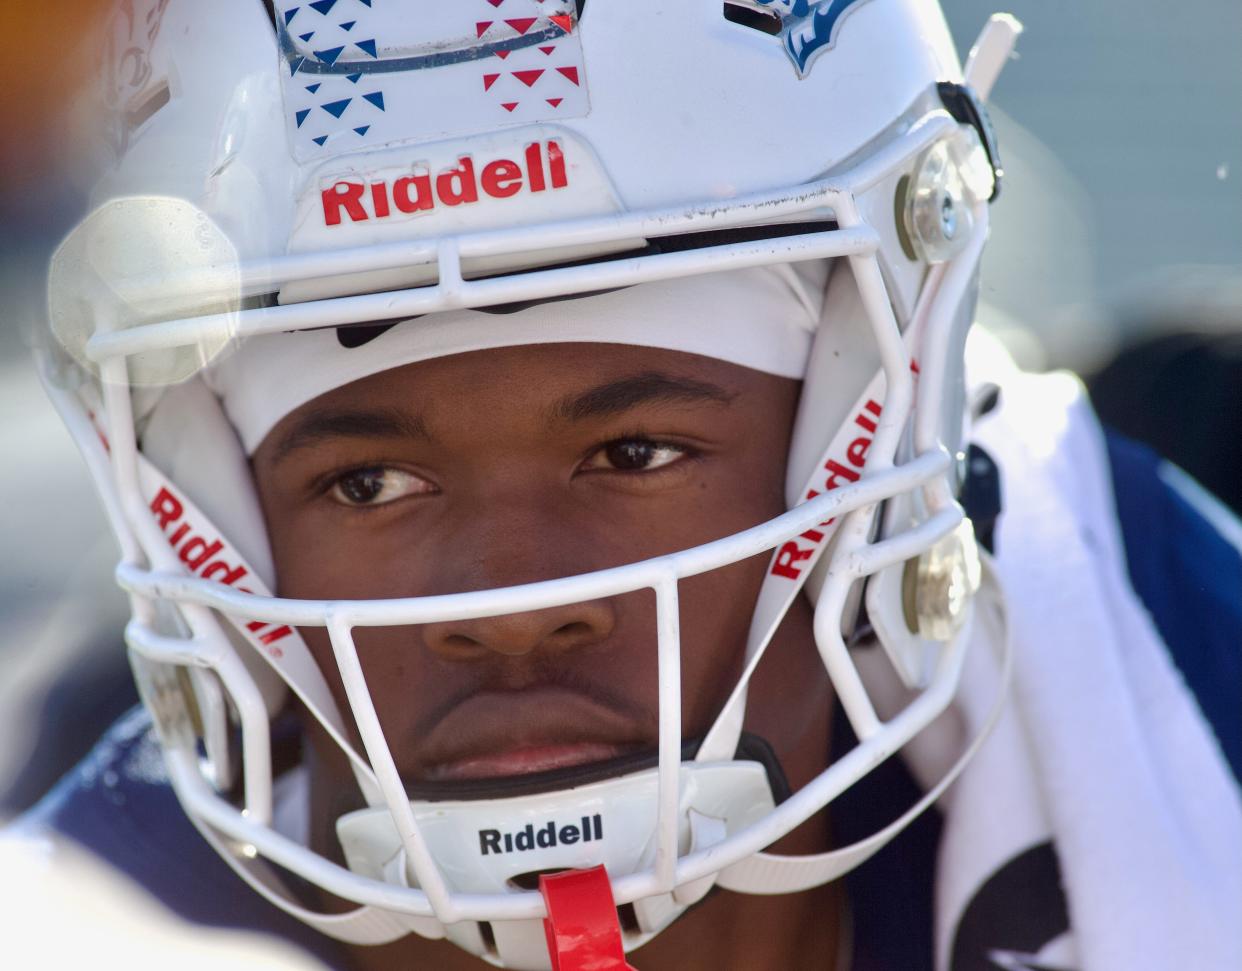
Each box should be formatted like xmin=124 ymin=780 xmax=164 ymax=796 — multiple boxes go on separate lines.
xmin=41 ymin=79 xmax=1010 ymax=963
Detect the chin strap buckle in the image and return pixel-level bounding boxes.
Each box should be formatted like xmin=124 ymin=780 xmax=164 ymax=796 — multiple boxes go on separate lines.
xmin=540 ymin=866 xmax=639 ymax=971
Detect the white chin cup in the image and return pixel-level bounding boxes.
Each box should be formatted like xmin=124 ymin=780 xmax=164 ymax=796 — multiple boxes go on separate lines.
xmin=336 ymin=761 xmax=775 ymax=965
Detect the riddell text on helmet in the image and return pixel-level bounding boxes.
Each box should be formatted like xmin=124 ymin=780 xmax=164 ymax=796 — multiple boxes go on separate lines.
xmin=770 ymin=398 xmax=882 ymax=581
xmin=321 ymin=140 xmax=569 ymax=226
xmin=148 ymin=487 xmax=293 ymax=650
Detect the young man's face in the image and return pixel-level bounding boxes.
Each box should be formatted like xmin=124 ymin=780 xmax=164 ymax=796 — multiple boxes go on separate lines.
xmin=252 ymin=342 xmax=830 ymax=825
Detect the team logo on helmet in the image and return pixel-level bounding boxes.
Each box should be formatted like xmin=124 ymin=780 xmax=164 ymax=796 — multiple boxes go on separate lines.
xmin=754 ymin=0 xmax=873 ymax=77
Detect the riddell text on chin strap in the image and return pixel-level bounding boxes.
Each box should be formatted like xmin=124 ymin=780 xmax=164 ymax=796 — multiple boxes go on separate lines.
xmin=540 ymin=866 xmax=639 ymax=971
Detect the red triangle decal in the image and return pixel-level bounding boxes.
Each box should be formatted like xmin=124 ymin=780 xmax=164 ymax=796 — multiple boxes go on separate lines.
xmin=555 ymin=65 xmax=579 ymax=85
xmin=546 ymin=97 xmax=563 ymax=108
xmin=505 ymin=17 xmax=537 ymax=34
xmin=476 ymin=21 xmax=493 ymax=37
xmin=513 ymin=69 xmax=544 ymax=87
xmin=501 ymin=102 xmax=519 ymax=112
xmin=495 ymin=49 xmax=510 ymax=59
xmin=539 ymin=45 xmax=556 ymax=55
xmin=550 ymin=14 xmax=573 ymax=33
xmin=483 ymin=73 xmax=500 ymax=91
xmin=486 ymin=0 xmax=504 ymax=7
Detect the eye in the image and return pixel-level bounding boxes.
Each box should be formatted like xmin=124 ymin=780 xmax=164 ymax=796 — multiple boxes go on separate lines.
xmin=582 ymin=439 xmax=689 ymax=473
xmin=330 ymin=466 xmax=434 ymax=507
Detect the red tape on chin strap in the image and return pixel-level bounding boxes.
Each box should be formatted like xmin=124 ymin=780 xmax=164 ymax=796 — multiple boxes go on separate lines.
xmin=539 ymin=866 xmax=639 ymax=971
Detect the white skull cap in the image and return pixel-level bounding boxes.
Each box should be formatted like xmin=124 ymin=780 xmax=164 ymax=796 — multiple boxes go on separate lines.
xmin=207 ymin=262 xmax=829 ymax=454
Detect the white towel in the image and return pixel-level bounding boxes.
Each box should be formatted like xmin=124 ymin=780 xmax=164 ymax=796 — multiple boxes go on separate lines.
xmin=929 ymin=332 xmax=1242 ymax=970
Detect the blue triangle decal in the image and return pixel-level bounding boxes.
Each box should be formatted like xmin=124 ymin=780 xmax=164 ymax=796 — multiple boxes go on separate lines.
xmin=356 ymin=38 xmax=377 ymax=58
xmin=340 ymin=20 xmax=356 ymax=31
xmin=284 ymin=7 xmax=300 ymax=25
xmin=314 ymin=45 xmax=345 ymax=64
xmin=305 ymin=82 xmax=321 ymax=93
xmin=309 ymin=0 xmax=338 ymax=14
xmin=299 ymin=30 xmax=315 ymax=41
xmin=362 ymin=91 xmax=385 ymax=111
xmin=295 ymin=108 xmax=311 ymax=128
xmin=354 ymin=125 xmax=370 ymax=136
xmin=290 ymin=56 xmax=306 ymax=75
xmin=359 ymin=0 xmax=371 ymax=6
xmin=346 ymin=72 xmax=362 ymax=83
xmin=321 ymin=97 xmax=352 ymax=118
xmin=312 ymin=135 xmax=329 ymax=146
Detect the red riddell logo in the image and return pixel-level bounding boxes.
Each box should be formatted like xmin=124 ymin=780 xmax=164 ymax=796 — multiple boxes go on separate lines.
xmin=770 ymin=398 xmax=883 ymax=581
xmin=321 ymin=139 xmax=569 ymax=226
xmin=149 ymin=488 xmax=292 ymax=651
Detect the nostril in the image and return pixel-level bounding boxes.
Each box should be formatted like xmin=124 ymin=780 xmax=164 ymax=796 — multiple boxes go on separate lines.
xmin=551 ymin=620 xmax=596 ymax=644
xmin=432 ymin=632 xmax=488 ymax=660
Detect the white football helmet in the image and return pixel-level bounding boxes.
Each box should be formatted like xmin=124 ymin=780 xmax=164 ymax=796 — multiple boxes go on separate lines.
xmin=41 ymin=1 xmax=1020 ymax=967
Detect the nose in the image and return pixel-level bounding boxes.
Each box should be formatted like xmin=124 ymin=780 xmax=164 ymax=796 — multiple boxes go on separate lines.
xmin=421 ymin=599 xmax=616 ymax=661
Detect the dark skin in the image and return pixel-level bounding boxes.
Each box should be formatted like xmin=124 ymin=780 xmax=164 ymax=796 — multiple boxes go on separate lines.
xmin=252 ymin=342 xmax=840 ymax=971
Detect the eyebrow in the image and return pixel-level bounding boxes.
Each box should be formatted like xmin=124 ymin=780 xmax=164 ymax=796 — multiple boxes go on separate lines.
xmin=269 ymin=407 xmax=429 ymax=463
xmin=550 ymin=372 xmax=736 ymax=423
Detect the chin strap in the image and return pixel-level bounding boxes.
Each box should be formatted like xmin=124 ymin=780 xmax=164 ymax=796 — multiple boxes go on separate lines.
xmin=540 ymin=867 xmax=639 ymax=971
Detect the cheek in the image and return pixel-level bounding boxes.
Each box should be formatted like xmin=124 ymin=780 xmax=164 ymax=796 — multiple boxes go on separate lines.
xmin=676 ymin=551 xmax=771 ymax=735
xmin=295 ymin=624 xmax=367 ymax=747
xmin=269 ymin=515 xmax=432 ymax=602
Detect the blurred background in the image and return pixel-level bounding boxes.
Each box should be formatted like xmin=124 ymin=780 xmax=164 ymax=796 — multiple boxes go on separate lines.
xmin=1 ymin=0 xmax=1240 ymax=816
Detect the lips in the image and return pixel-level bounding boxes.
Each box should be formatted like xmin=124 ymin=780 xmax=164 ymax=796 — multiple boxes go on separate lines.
xmin=415 ymin=687 xmax=652 ymax=783
xmin=425 ymin=742 xmax=639 ymax=781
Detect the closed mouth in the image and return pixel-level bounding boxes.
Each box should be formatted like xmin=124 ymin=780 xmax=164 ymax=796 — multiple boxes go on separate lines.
xmin=413 ymin=686 xmax=655 ymax=789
